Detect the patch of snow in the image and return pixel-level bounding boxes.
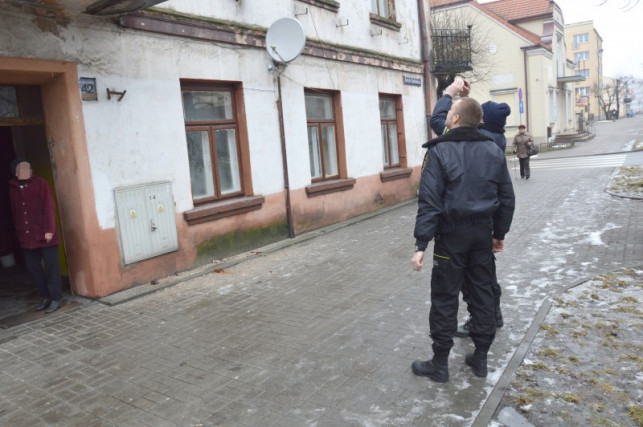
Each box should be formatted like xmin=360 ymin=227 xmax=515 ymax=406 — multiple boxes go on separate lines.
xmin=342 ymin=408 xmax=388 ymax=426
xmin=530 ymin=278 xmax=549 ymax=287
xmin=543 ymin=377 xmax=556 ymax=386
xmin=455 ymin=379 xmax=471 ymax=390
xmin=578 ymin=223 xmax=622 ymax=246
xmin=497 ymin=407 xmax=535 ymax=427
xmin=487 ymin=368 xmax=503 ymax=382
xmin=217 ymin=284 xmax=235 ymax=295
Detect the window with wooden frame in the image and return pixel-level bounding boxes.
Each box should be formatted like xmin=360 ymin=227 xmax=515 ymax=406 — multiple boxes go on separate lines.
xmin=181 ymin=81 xmax=249 ymax=204
xmin=371 ymin=0 xmax=395 ymax=20
xmin=305 ymin=91 xmax=340 ymax=182
xmin=379 ymin=95 xmax=402 ymax=168
xmin=378 ymin=94 xmax=411 ymax=182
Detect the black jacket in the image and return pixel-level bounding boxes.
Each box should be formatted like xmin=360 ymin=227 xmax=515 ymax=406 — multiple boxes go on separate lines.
xmin=414 ymin=127 xmax=515 ymax=250
xmin=430 ymin=94 xmax=508 ymax=152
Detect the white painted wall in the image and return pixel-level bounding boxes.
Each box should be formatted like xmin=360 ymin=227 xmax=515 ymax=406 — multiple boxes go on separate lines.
xmin=1 ymin=0 xmax=428 ymax=230
xmin=159 ymin=0 xmax=422 ymax=61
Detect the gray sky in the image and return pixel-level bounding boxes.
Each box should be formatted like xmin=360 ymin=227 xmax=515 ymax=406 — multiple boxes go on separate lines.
xmin=478 ymin=0 xmax=643 ymax=79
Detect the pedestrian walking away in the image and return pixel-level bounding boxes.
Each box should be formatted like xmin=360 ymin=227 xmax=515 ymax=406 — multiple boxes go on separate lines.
xmin=429 ymin=76 xmax=511 ymax=338
xmin=411 ymin=96 xmax=515 ymax=383
xmin=513 ymin=124 xmax=534 ymax=179
xmin=8 ymin=159 xmax=63 ymax=314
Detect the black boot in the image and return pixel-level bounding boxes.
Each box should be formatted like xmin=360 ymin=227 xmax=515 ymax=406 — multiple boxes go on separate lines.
xmin=465 ymin=351 xmax=488 ymax=378
xmin=411 ymin=359 xmax=449 ymax=383
xmin=455 ymin=317 xmax=471 ymax=338
xmin=45 ymin=300 xmax=61 ymax=314
xmin=495 ymin=304 xmax=504 ymax=328
xmin=35 ymin=298 xmax=51 ymax=311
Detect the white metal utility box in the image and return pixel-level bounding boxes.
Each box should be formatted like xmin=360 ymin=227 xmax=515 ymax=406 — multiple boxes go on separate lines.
xmin=114 ymin=182 xmax=179 ymax=265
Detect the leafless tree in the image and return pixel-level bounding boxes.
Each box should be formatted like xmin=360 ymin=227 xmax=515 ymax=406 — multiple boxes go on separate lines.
xmin=430 ymin=9 xmax=493 ymax=98
xmin=596 ymin=0 xmax=639 ymax=12
xmin=594 ymin=75 xmax=633 ymax=119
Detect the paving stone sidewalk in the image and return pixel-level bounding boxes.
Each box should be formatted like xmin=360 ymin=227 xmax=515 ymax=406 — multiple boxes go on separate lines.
xmin=0 ymin=117 xmax=641 ymax=426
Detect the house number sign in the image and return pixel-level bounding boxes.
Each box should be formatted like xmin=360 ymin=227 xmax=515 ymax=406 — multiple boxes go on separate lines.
xmin=79 ymin=77 xmax=98 ymax=101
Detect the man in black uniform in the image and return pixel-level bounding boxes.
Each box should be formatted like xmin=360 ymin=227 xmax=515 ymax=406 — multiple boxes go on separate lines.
xmin=430 ymin=77 xmax=512 ymax=336
xmin=411 ymin=97 xmax=515 ymax=383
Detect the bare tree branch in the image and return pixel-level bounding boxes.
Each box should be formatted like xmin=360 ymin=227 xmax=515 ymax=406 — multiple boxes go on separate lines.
xmin=593 ymin=74 xmax=634 ymax=119
xmin=594 ymin=0 xmax=640 ymax=10
xmin=430 ymin=9 xmax=493 ymax=97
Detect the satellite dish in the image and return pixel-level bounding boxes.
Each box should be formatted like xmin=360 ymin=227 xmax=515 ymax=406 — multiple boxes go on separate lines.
xmin=266 ymin=17 xmax=306 ymax=63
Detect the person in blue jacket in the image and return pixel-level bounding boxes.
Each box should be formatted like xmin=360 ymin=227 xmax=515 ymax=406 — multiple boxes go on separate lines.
xmin=430 ymin=77 xmax=511 ymax=338
xmin=411 ymin=96 xmax=515 ymax=382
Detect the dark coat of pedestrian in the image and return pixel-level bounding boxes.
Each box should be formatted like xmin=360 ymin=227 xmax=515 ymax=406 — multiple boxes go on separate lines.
xmin=411 ymin=97 xmax=515 ymax=383
xmin=8 ymin=159 xmax=63 ymax=313
xmin=513 ymin=125 xmax=533 ymax=179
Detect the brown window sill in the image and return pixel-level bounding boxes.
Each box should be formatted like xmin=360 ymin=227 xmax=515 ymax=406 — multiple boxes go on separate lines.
xmin=380 ymin=167 xmax=412 ymax=182
xmin=183 ymin=195 xmax=264 ymax=225
xmin=369 ymin=14 xmax=402 ymax=31
xmin=305 ymin=178 xmax=356 ymax=197
xmin=296 ymin=0 xmax=339 ymax=12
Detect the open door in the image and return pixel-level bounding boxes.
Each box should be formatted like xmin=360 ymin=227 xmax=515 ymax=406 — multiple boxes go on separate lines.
xmin=0 ymin=84 xmax=68 ymax=324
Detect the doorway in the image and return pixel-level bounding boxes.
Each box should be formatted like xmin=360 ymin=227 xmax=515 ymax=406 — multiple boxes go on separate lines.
xmin=0 ymin=84 xmax=69 ymax=325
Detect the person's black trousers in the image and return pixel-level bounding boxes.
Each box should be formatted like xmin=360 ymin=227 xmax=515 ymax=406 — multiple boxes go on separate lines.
xmin=519 ymin=157 xmax=530 ymax=178
xmin=429 ymin=225 xmax=496 ymax=356
xmin=462 ymin=254 xmax=502 ymax=312
xmin=22 ymin=245 xmax=62 ymax=301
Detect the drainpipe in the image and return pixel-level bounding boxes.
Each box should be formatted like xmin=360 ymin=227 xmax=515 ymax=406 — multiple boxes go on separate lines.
xmin=276 ymin=74 xmax=295 ymax=238
xmin=417 ymin=0 xmax=433 ymax=137
xmin=523 ymin=47 xmax=530 ymax=130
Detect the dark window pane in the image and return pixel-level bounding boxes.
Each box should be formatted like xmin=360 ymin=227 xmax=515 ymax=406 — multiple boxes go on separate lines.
xmin=0 ymin=86 xmax=18 ymax=118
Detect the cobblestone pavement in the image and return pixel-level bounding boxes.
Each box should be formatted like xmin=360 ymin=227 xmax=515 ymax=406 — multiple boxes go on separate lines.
xmin=0 ymin=117 xmax=641 ymax=426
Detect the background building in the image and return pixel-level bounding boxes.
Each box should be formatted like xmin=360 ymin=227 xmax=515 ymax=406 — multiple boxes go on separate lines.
xmin=564 ymin=20 xmax=604 ymax=121
xmin=430 ymin=0 xmax=580 ymax=145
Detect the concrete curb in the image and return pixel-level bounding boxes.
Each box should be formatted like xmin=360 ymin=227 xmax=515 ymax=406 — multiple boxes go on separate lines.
xmin=473 ymin=266 xmax=641 ymax=426
xmin=99 ymin=198 xmax=417 ymax=306
xmin=604 ymin=189 xmax=643 ymax=200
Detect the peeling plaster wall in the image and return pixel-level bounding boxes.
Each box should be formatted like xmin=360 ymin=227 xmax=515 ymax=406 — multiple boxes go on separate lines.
xmin=1 ymin=1 xmax=428 ymax=295
xmin=1 ymin=3 xmax=426 ymax=229
xmin=158 ymin=0 xmax=422 ymax=61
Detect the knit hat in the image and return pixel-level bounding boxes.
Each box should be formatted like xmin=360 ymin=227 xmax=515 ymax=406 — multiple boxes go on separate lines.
xmin=481 ymin=101 xmax=511 ymax=128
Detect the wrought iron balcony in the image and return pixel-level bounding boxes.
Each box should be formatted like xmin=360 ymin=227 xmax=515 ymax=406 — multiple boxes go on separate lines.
xmin=432 ymin=28 xmax=473 ymax=74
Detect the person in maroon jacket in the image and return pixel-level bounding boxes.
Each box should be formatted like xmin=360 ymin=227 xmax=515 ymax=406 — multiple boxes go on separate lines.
xmin=9 ymin=159 xmax=62 ymax=313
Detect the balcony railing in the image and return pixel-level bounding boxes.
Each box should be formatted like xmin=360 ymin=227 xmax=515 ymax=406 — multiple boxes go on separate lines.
xmin=432 ymin=28 xmax=473 ymax=74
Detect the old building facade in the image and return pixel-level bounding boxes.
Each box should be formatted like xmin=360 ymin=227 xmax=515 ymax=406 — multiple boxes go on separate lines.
xmin=0 ymin=0 xmax=433 ymax=297
xmin=430 ymin=0 xmax=580 ymax=144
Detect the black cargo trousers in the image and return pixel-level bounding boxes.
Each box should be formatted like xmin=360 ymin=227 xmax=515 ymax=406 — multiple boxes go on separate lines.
xmin=462 ymin=256 xmax=501 ymax=311
xmin=429 ymin=224 xmax=496 ymax=357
